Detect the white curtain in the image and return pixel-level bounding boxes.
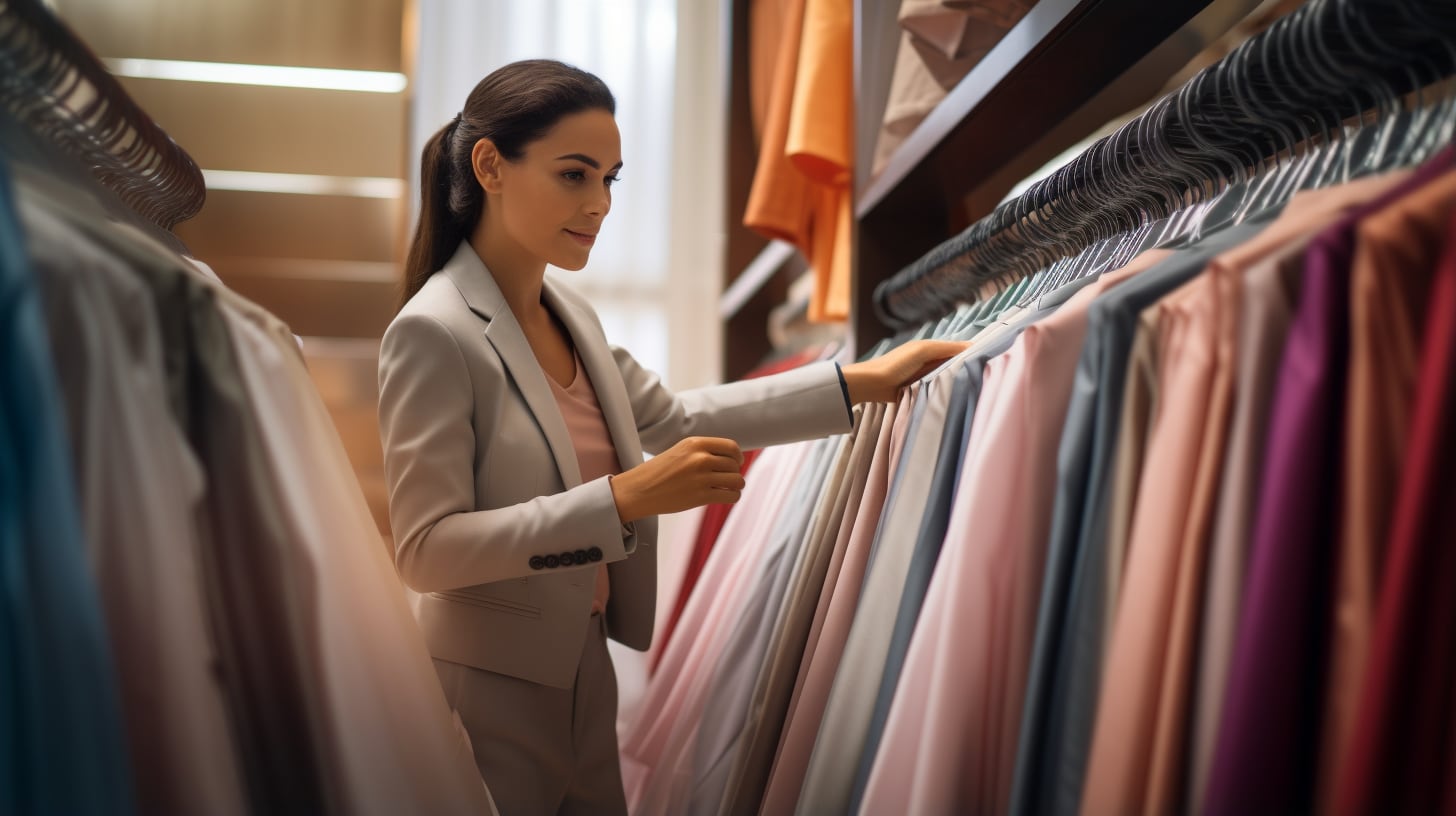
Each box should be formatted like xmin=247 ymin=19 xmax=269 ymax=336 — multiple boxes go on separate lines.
xmin=411 ymin=0 xmax=682 ymax=381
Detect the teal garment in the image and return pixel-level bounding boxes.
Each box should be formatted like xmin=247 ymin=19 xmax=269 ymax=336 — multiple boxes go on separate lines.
xmin=0 ymin=160 xmax=137 ymax=814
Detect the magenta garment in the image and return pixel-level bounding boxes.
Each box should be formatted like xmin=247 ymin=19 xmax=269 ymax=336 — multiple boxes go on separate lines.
xmin=1204 ymin=147 xmax=1455 ymax=815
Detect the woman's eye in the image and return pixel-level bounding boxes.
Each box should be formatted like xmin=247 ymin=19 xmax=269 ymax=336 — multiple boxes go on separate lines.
xmin=605 ymin=175 xmax=620 ymax=188
xmin=563 ymin=171 xmax=586 ymax=182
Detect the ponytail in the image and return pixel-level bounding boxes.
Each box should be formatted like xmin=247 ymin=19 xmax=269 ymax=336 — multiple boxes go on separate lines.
xmin=396 ymin=60 xmax=617 ymax=312
xmin=400 ymin=118 xmax=476 ymax=310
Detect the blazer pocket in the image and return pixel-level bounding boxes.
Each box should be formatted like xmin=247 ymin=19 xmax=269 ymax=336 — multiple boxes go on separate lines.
xmin=431 ymin=590 xmax=542 ymax=620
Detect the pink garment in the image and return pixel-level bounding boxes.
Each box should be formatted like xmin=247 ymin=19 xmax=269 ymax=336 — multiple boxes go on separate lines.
xmin=546 ymin=352 xmax=617 ymax=614
xmin=860 ymin=257 xmax=1153 ymax=815
xmin=619 ymin=442 xmax=812 ymax=811
xmin=1080 ymin=270 xmax=1221 ymax=816
xmin=759 ymin=399 xmax=900 ymax=816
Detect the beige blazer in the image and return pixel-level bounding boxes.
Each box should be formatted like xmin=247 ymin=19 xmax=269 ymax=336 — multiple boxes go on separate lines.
xmin=378 ymin=242 xmax=852 ymax=689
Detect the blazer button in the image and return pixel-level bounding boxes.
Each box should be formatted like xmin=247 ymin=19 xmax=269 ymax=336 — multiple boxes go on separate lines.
xmin=544 ymin=554 xmax=561 ymax=569
xmin=559 ymin=551 xmax=576 ymax=567
xmin=574 ymin=549 xmax=589 ymax=565
xmin=587 ymin=546 xmax=604 ymax=563
xmin=529 ymin=556 xmax=546 ymax=571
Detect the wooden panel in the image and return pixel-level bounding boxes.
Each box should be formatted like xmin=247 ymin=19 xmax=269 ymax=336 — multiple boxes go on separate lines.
xmin=223 ymin=275 xmax=397 ymax=339
xmin=302 ymin=340 xmax=391 ymax=540
xmin=724 ymin=0 xmax=770 ymax=288
xmin=51 ymin=0 xmax=405 ymax=72
xmin=116 ymin=78 xmax=406 ymax=179
xmin=176 ymin=189 xmax=403 ymax=263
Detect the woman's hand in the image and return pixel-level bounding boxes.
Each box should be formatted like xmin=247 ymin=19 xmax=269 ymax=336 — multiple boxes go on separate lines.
xmin=610 ymin=436 xmax=746 ymax=523
xmin=841 ymin=339 xmax=969 ymax=404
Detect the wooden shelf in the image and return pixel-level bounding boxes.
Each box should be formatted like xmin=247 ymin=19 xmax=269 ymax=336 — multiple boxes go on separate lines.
xmin=851 ymin=0 xmax=1255 ymax=349
xmin=719 ymin=240 xmax=797 ymax=319
xmin=719 ymin=0 xmax=1252 ymax=372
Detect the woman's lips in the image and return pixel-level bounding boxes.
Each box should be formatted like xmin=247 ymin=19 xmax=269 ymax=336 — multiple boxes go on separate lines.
xmin=565 ymin=229 xmax=596 ymax=246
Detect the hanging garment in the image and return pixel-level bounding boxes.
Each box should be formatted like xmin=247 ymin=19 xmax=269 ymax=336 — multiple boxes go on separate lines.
xmin=1334 ymin=208 xmax=1456 ymax=816
xmin=844 ymin=362 xmax=975 ymax=810
xmin=1204 ymin=147 xmax=1455 ymax=816
xmin=631 ymin=437 xmax=835 ymax=816
xmin=22 ymin=195 xmax=246 ymax=816
xmin=861 ymin=247 xmax=1154 ymax=815
xmin=745 ymin=0 xmax=853 ymax=321
xmin=1080 ymin=168 xmax=1422 ymax=816
xmin=718 ymin=405 xmax=881 ymax=815
xmin=1183 ymin=169 xmax=1416 ymax=812
xmin=683 ymin=432 xmax=850 ymax=815
xmin=655 ymin=346 xmax=823 ymax=673
xmin=8 ymin=127 xmax=502 ymax=815
xmin=758 ymin=400 xmax=897 ymax=816
xmin=621 ymin=442 xmax=816 ymax=807
xmin=0 ymin=143 xmax=137 ymax=816
xmin=1004 ymin=246 xmax=1179 ymax=816
xmin=1316 ymin=167 xmax=1456 ymax=811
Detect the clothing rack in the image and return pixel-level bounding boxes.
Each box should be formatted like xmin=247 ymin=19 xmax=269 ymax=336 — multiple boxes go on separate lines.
xmin=0 ymin=0 xmax=204 ymax=230
xmin=873 ymin=0 xmax=1456 ymax=330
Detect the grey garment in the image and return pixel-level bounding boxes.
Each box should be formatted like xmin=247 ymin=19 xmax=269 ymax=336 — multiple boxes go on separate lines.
xmin=434 ymin=614 xmax=624 ymax=816
xmin=1008 ymin=218 xmax=1272 ymax=816
xmin=159 ymin=264 xmax=330 ymax=814
xmin=719 ymin=405 xmax=887 ymax=816
xmin=685 ymin=436 xmax=844 ymax=815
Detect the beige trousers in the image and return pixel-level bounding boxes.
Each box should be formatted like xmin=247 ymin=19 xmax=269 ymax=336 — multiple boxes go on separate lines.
xmin=433 ymin=614 xmax=626 ymax=815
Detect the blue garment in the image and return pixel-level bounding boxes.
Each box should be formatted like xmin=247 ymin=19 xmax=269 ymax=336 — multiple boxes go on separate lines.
xmin=0 ymin=160 xmax=136 ymax=813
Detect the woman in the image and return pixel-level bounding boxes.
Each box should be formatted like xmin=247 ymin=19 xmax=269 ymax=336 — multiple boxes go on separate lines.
xmin=378 ymin=59 xmax=962 ymax=814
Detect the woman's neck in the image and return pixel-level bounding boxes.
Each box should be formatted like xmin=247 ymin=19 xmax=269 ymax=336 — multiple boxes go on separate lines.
xmin=469 ymin=217 xmax=547 ymax=321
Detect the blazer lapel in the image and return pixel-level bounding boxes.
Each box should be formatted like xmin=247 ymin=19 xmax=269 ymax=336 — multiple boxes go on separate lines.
xmin=441 ymin=244 xmax=582 ymax=488
xmin=543 ymin=277 xmax=644 ymax=473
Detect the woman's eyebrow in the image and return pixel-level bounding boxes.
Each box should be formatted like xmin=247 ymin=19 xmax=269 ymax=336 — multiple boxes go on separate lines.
xmin=555 ymin=153 xmax=624 ymax=171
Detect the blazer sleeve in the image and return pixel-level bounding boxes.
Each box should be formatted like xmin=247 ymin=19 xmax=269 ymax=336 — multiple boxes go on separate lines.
xmin=378 ymin=313 xmax=634 ymax=593
xmin=613 ymin=346 xmax=854 ymax=456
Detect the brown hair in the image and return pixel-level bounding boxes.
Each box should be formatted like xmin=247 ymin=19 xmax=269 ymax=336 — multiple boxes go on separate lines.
xmin=400 ymin=59 xmax=615 ymax=309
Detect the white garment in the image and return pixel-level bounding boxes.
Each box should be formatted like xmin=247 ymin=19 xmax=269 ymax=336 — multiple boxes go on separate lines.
xmin=221 ymin=299 xmax=498 ymax=815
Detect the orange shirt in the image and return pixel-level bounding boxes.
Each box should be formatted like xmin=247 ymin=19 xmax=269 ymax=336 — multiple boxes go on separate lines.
xmin=744 ymin=0 xmax=853 ymax=321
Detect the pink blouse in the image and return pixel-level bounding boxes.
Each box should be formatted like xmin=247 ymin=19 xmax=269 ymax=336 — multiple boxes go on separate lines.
xmin=547 ymin=351 xmax=617 ymax=615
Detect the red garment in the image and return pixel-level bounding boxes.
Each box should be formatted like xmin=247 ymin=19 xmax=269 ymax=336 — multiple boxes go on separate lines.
xmin=1335 ymin=210 xmax=1456 ymax=816
xmin=652 ymin=347 xmax=828 ymax=672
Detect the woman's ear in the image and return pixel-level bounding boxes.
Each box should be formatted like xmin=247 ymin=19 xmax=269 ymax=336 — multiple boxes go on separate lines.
xmin=471 ymin=138 xmax=505 ymax=193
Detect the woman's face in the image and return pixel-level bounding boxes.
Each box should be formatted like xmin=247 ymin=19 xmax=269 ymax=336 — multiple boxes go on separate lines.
xmin=490 ymin=108 xmax=622 ymax=272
